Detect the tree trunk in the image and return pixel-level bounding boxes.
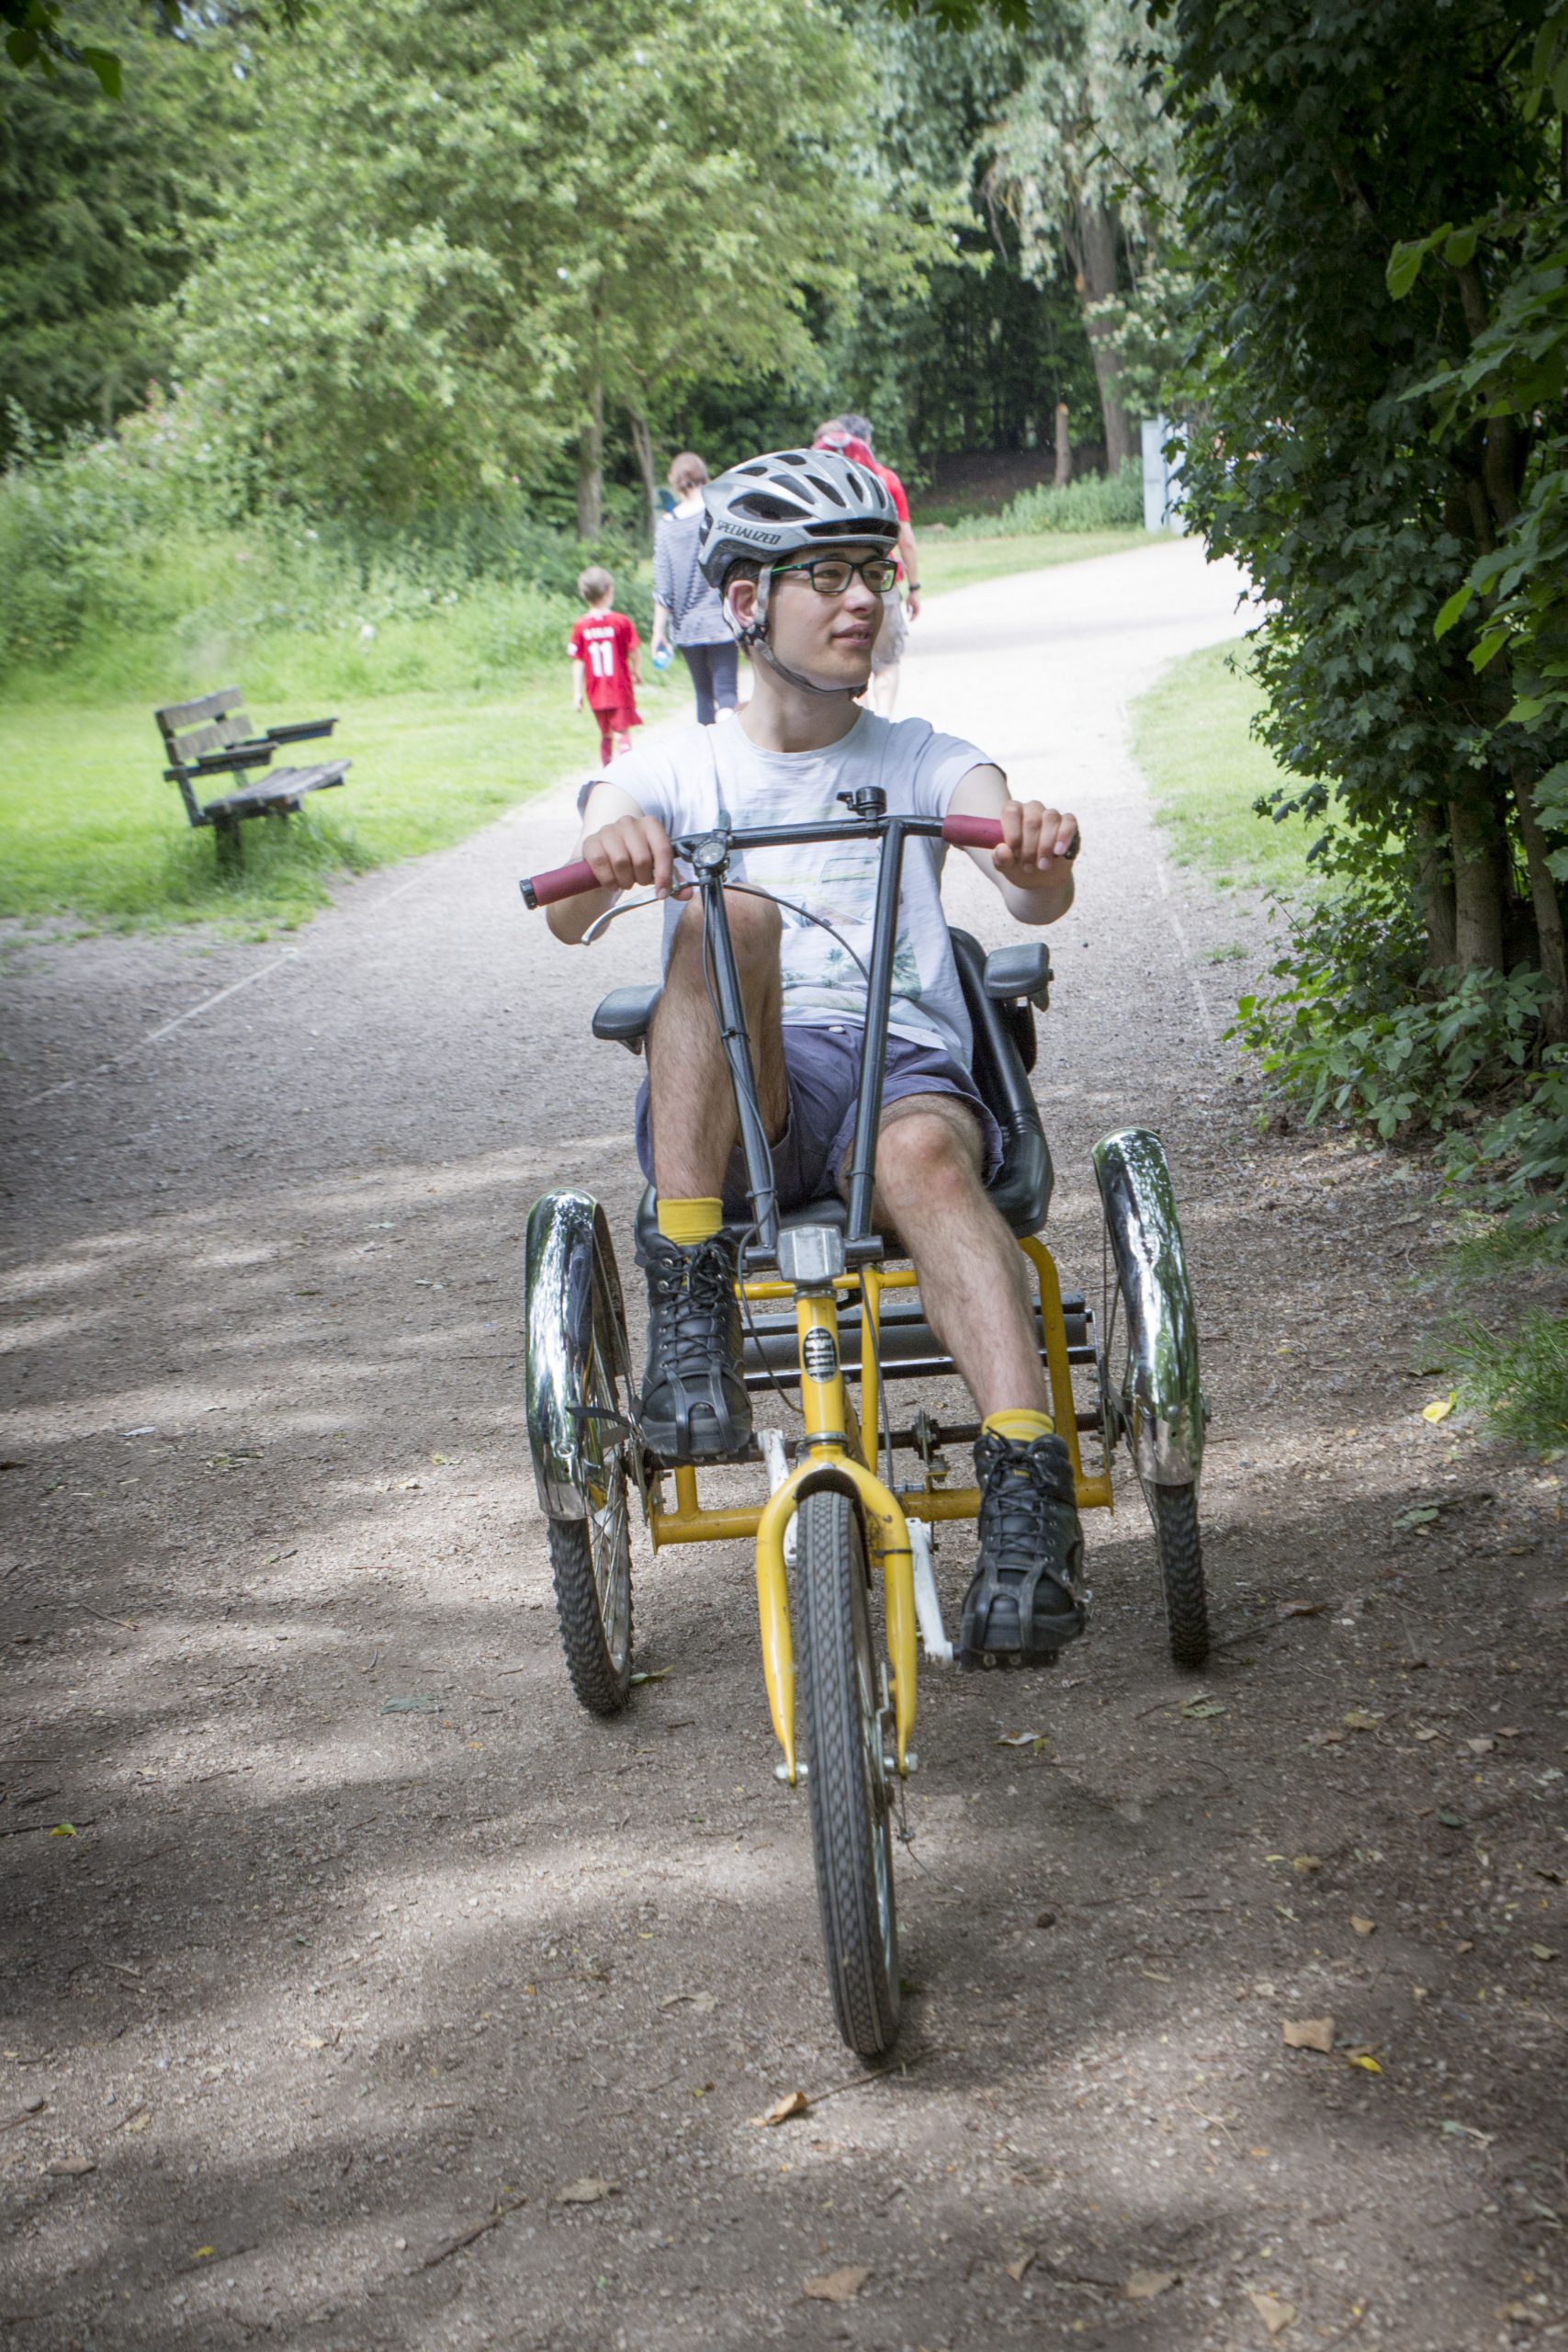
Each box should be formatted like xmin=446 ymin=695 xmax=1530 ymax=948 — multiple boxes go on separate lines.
xmin=1053 ymin=401 xmax=1071 ymax=489
xmin=576 ymin=379 xmax=604 ymax=541
xmin=1068 ymin=199 xmax=1134 ymax=471
xmin=626 ymin=406 xmax=659 ymax=543
xmin=1511 ymin=765 xmax=1568 ymax=1044
xmin=1413 ymin=804 xmax=1457 ymax=970
xmin=1449 ymin=794 xmax=1506 ymax=975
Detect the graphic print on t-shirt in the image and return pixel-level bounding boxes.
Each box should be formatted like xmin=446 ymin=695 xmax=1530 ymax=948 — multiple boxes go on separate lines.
xmin=581 ymin=708 xmax=997 ymax=1069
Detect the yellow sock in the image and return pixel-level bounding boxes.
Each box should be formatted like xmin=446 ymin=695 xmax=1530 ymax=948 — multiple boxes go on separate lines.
xmin=983 ymin=1407 xmax=1055 ymax=1444
xmin=656 ymin=1195 xmax=724 ymax=1247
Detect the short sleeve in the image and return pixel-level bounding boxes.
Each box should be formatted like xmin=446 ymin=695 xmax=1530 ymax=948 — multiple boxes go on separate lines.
xmin=620 ymin=614 xmax=640 ymax=651
xmin=575 ymin=746 xmax=674 ymax=826
xmin=910 ymin=725 xmax=998 ymax=820
xmin=881 ymin=466 xmax=911 ymax=525
xmin=568 ymin=621 xmax=584 ymax=660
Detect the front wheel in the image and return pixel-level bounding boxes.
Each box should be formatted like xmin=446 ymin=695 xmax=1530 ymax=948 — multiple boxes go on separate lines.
xmin=795 ymin=1489 xmax=901 ymax=2058
xmin=1144 ymin=1480 xmax=1208 ymax=1668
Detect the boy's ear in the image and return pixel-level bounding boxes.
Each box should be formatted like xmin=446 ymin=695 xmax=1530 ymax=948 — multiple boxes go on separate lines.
xmin=726 ymin=577 xmax=758 ymax=631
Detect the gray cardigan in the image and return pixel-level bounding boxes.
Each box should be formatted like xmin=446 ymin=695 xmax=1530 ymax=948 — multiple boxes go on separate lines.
xmin=653 ymin=509 xmax=728 ymax=648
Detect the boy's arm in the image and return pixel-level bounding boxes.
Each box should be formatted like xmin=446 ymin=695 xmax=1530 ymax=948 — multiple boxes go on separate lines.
xmin=625 ymin=616 xmax=642 ymax=689
xmin=545 ymin=779 xmax=684 ymax=944
xmin=947 ymin=764 xmax=1077 ymax=926
xmin=569 ymin=652 xmax=585 ymax=712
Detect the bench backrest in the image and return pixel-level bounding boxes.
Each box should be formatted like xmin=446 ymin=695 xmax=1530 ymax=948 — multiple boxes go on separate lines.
xmin=154 ymin=688 xmax=254 ymax=826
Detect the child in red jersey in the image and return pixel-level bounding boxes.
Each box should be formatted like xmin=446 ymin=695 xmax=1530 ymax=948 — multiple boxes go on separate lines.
xmin=569 ymin=567 xmax=643 ymax=765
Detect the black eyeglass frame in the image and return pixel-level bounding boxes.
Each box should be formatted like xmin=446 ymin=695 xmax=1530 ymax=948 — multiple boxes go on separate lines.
xmin=768 ymin=553 xmax=902 ymax=596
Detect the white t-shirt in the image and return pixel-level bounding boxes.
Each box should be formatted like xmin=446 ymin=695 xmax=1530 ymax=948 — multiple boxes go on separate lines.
xmin=582 ymin=709 xmax=997 ymax=1067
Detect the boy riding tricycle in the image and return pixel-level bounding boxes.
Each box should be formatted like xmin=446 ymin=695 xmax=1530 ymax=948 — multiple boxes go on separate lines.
xmin=521 ymin=447 xmax=1208 ymax=2054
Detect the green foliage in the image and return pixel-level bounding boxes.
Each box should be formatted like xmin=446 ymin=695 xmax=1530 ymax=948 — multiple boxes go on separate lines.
xmin=1151 ymin=0 xmax=1568 ymax=961
xmin=973 ymin=456 xmax=1144 ymax=533
xmin=0 ymin=5 xmax=243 ymax=454
xmin=1442 ymin=1046 xmax=1568 ymax=1230
xmin=174 ymin=0 xmax=946 ymax=519
xmin=1232 ymin=865 xmax=1551 ymax=1136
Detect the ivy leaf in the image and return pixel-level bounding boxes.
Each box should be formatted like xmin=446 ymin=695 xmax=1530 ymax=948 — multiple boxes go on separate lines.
xmin=1433 ymin=582 xmax=1474 ymax=639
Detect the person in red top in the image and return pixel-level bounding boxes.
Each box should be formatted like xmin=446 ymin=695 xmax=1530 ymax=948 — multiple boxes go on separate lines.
xmin=569 ymin=566 xmax=643 ymax=765
xmin=814 ymin=414 xmax=922 ymax=715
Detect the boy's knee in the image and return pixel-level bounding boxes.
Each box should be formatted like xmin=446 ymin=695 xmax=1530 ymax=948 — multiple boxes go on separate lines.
xmin=875 ymin=1105 xmax=979 ymax=1198
xmin=671 ymin=888 xmax=780 ymax=964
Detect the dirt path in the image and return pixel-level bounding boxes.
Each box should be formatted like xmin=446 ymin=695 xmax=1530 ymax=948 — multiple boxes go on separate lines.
xmin=3 ymin=539 xmax=1565 ymax=2352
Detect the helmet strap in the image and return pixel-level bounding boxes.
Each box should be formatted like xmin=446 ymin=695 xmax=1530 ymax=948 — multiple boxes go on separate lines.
xmin=726 ymin=568 xmax=861 ymax=703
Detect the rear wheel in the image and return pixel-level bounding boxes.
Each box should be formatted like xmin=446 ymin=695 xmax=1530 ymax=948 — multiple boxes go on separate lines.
xmin=548 ymin=1317 xmax=635 ymax=1716
xmin=1144 ymin=1480 xmax=1208 ymax=1668
xmin=796 ymin=1489 xmax=900 ymax=2057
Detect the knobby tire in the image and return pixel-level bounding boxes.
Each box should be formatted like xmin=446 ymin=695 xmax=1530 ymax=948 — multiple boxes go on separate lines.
xmin=796 ymin=1489 xmax=901 ymax=2058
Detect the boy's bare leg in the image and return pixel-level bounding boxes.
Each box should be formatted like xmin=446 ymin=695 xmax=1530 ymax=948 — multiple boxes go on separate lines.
xmin=645 ymin=890 xmax=788 ymax=1198
xmin=859 ymin=1096 xmax=1046 ymax=1416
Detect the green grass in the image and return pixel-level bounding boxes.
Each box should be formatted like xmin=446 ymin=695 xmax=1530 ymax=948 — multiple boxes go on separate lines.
xmin=0 ymin=658 xmax=689 ymax=936
xmin=0 ymin=523 xmax=1145 ymax=936
xmin=918 ymin=527 xmax=1143 ymax=598
xmin=1132 ymin=639 xmax=1315 ymax=892
xmin=1450 ymin=1307 xmax=1568 ymax=1452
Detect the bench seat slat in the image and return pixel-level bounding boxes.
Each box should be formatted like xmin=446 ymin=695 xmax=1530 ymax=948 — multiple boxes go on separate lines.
xmin=201 ymin=761 xmax=349 ymax=818
xmin=156 ymin=686 xmax=246 ymax=730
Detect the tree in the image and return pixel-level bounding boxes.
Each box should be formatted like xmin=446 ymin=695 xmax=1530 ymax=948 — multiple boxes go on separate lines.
xmin=829 ymin=2 xmax=1100 ymax=471
xmin=1151 ymin=0 xmax=1568 ymax=1040
xmin=176 ymin=0 xmax=942 ymax=527
xmin=0 ymin=4 xmax=242 ymax=453
xmin=986 ymin=0 xmax=1180 ymax=467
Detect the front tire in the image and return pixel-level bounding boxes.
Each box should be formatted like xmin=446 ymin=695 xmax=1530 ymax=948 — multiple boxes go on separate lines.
xmin=796 ymin=1489 xmax=901 ymax=2057
xmin=1144 ymin=1480 xmax=1208 ymax=1668
xmin=549 ymin=1316 xmax=635 ymax=1716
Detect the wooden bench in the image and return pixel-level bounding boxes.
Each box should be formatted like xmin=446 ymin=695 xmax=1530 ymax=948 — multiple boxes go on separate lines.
xmin=155 ymin=687 xmax=350 ymax=868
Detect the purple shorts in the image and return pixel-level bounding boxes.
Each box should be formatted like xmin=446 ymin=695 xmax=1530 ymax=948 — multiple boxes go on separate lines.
xmin=635 ymin=1022 xmax=1003 ymax=1217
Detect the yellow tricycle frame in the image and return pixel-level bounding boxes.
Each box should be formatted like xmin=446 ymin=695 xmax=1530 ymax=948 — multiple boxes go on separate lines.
xmin=644 ymin=1236 xmax=1111 ymax=1787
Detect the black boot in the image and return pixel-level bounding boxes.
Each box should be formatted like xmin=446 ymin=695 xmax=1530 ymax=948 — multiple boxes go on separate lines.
xmin=958 ymin=1430 xmax=1086 ymax=1668
xmin=637 ymin=1231 xmax=752 ymax=1464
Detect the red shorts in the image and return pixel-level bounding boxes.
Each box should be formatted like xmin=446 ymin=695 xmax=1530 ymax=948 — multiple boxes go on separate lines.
xmin=589 ymin=703 xmax=641 ymax=762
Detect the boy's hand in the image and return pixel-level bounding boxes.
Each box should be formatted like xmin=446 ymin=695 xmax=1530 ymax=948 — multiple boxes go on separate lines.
xmin=992 ymin=799 xmax=1080 ymax=882
xmin=581 ymin=813 xmax=687 ymax=899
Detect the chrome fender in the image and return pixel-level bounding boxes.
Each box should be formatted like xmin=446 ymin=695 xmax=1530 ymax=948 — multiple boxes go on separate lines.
xmin=1092 ymin=1127 xmax=1204 ymax=1488
xmin=524 ymin=1188 xmax=629 ymax=1521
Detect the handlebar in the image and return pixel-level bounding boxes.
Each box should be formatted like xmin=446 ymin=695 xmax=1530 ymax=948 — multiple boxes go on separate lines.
xmin=519 ymin=813 xmax=1009 ymax=911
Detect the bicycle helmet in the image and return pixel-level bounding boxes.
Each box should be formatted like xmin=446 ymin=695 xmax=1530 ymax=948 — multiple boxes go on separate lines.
xmin=697 ymin=447 xmax=898 ymax=591
xmin=697 ymin=447 xmax=899 ymax=696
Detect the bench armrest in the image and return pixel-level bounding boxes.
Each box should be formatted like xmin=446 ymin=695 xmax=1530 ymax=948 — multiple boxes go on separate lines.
xmin=165 ymin=743 xmax=276 ymax=782
xmin=266 ymin=717 xmax=338 ymax=744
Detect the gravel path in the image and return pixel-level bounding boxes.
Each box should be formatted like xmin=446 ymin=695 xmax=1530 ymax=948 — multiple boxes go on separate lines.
xmin=3 ymin=537 xmax=1565 ymax=2352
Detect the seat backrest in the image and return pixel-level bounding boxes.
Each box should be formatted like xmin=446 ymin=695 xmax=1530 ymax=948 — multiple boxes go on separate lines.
xmin=155 ymin=689 xmax=255 ymax=827
xmin=950 ymin=927 xmax=1054 ymax=1234
xmin=155 ymin=687 xmax=254 ymax=768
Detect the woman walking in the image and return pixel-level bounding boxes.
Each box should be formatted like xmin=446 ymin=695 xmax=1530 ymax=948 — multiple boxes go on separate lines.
xmin=651 ymin=452 xmax=739 ymax=725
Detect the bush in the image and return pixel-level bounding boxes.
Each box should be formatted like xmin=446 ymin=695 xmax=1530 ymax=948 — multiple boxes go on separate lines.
xmin=967 ymin=459 xmax=1145 ymax=538
xmin=0 ymin=394 xmax=649 ymax=692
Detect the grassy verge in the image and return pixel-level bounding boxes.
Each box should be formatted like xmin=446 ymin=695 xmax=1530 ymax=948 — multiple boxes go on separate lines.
xmin=1131 ymin=639 xmax=1314 ymax=893
xmin=1 ymin=525 xmax=1149 ymax=937
xmin=919 ymin=527 xmax=1142 ymax=598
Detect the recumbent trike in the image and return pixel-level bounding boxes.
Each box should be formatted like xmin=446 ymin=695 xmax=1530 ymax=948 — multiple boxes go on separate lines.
xmin=520 ymin=792 xmax=1208 ymax=2057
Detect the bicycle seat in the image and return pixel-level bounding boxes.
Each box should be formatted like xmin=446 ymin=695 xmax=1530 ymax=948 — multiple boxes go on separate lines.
xmin=614 ymin=925 xmax=1053 ymax=1251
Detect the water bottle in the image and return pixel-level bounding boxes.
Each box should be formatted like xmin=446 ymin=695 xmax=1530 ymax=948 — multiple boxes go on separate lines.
xmin=652 ymin=644 xmax=672 ymax=673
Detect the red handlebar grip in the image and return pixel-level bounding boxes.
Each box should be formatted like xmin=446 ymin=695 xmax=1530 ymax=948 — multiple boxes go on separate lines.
xmin=940 ymin=814 xmax=1005 ymax=851
xmin=520 ymin=857 xmax=601 ymax=910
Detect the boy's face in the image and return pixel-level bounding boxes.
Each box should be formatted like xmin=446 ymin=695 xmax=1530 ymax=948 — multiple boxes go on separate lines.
xmin=731 ymin=542 xmax=884 ymax=690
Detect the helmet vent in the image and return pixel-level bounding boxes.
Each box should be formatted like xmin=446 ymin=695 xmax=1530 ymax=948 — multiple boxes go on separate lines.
xmin=804 ymin=471 xmax=846 ymax=506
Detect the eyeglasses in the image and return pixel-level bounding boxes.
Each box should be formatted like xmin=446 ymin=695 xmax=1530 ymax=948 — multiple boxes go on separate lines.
xmin=770 ymin=554 xmax=899 ymax=596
